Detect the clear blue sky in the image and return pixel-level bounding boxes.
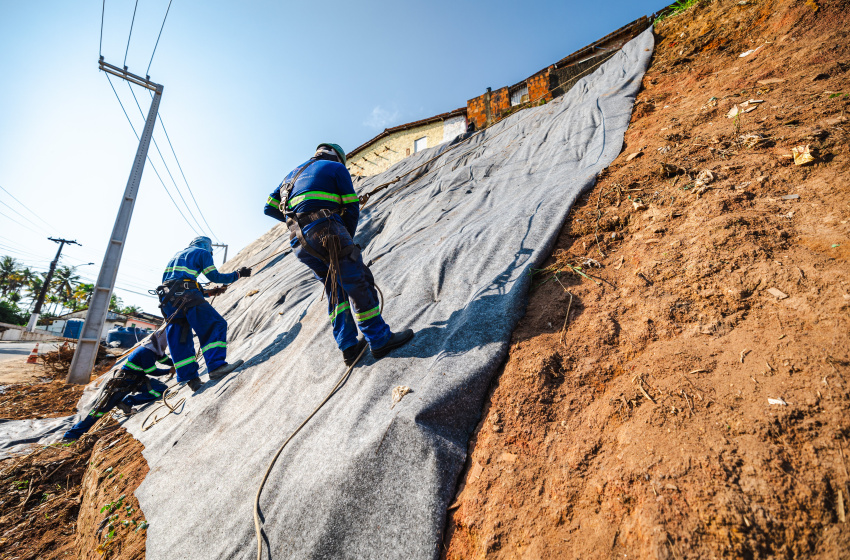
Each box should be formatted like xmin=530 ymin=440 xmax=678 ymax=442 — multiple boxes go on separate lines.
xmin=0 ymin=0 xmax=668 ymax=313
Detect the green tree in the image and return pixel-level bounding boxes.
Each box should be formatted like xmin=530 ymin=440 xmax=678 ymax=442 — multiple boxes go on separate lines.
xmin=109 ymin=294 xmax=124 ymax=312
xmin=0 ymin=256 xmax=19 ymax=298
xmin=52 ymin=265 xmax=81 ymax=313
xmin=25 ymin=275 xmax=44 ymax=312
xmin=73 ymin=282 xmax=94 ymax=310
xmin=0 ymin=300 xmax=27 ymax=325
xmin=121 ymin=305 xmax=141 ymax=316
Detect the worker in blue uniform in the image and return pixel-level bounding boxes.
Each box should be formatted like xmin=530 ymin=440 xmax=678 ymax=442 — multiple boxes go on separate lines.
xmin=63 ymin=330 xmax=173 ymax=440
xmin=157 ymin=236 xmax=251 ymax=391
xmin=264 ymin=143 xmax=413 ymax=365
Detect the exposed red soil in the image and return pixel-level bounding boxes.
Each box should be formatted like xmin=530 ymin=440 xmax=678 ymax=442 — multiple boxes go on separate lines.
xmin=444 ymin=0 xmax=850 ymax=558
xmin=0 ymin=420 xmax=148 ymax=560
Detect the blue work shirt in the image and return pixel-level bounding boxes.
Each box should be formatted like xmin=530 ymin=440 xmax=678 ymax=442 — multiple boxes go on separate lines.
xmin=264 ymin=158 xmax=360 ymax=240
xmin=161 ymin=246 xmax=239 ymax=285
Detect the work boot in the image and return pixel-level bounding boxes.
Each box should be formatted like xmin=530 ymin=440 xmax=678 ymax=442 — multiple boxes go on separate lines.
xmin=209 ymin=359 xmax=245 ymax=380
xmin=371 ymin=329 xmax=414 ymax=360
xmin=187 ymin=377 xmax=204 ymax=392
xmin=116 ymin=402 xmax=133 ymax=415
xmin=342 ymin=339 xmax=368 ymax=367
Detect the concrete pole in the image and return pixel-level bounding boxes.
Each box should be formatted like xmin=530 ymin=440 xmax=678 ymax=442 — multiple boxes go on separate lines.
xmin=67 ymin=80 xmax=163 ymax=384
xmin=26 ymin=237 xmax=79 ymax=332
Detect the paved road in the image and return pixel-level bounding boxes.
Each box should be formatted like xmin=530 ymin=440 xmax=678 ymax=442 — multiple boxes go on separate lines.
xmin=0 ymin=341 xmax=59 ymax=362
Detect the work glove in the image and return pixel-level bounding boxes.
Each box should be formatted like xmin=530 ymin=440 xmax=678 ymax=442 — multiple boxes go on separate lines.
xmin=237 ymin=266 xmax=252 ymax=278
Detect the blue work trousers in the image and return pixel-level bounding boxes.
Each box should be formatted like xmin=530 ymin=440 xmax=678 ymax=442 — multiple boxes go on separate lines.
xmin=295 ymin=217 xmax=391 ymax=351
xmin=162 ymin=293 xmax=228 ymax=382
xmin=63 ymin=374 xmax=167 ymax=440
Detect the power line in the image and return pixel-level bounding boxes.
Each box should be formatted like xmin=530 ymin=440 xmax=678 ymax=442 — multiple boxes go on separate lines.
xmin=0 ymin=208 xmax=44 ymax=236
xmin=104 ymin=74 xmax=203 ymax=236
xmin=147 ymin=0 xmax=174 ymax=76
xmin=0 ymin=184 xmax=56 ymax=231
xmin=152 ymin=100 xmax=221 ymax=242
xmin=123 ymin=0 xmax=139 ymax=67
xmin=99 ymin=0 xmax=105 ymax=57
xmin=0 ymin=198 xmax=48 ymax=233
xmin=126 ymin=82 xmax=210 ymax=237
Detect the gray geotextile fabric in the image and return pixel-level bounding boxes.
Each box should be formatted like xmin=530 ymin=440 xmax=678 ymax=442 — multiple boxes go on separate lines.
xmin=11 ymin=27 xmax=652 ymax=558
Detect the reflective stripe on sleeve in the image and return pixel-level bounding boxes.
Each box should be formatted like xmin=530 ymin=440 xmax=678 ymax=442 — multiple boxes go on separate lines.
xmin=329 ymin=302 xmax=350 ymax=322
xmin=354 ymin=306 xmax=381 ymax=323
xmin=163 ymin=265 xmax=199 ymax=277
xmin=341 ymin=194 xmax=359 ymax=204
xmin=267 ymin=195 xmax=281 ymax=207
xmin=202 ymin=265 xmax=217 ymax=275
xmin=287 ymin=191 xmax=343 ymax=208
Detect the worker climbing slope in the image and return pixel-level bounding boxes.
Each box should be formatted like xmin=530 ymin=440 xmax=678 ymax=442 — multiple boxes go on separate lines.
xmin=157 ymin=236 xmax=250 ymax=391
xmin=63 ymin=330 xmax=173 ymax=440
xmin=264 ymin=143 xmax=413 ymax=365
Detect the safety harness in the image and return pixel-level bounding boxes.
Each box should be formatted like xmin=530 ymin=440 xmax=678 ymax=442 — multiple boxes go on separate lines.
xmin=279 ymin=158 xmax=355 ymax=265
xmin=154 ymin=278 xmax=206 ymax=344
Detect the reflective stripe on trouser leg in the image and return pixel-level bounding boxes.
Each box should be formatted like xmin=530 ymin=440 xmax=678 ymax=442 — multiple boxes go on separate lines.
xmin=186 ymin=301 xmax=229 ymax=373
xmin=164 ymin=312 xmax=199 ymax=383
xmin=328 ymin=285 xmax=358 ymax=351
xmin=121 ymin=346 xmax=160 ymax=376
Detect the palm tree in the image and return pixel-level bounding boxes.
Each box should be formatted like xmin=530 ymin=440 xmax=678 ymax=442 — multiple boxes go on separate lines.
xmin=25 ymin=275 xmax=44 ymax=312
xmin=52 ymin=266 xmax=81 ymax=314
xmin=0 ymin=256 xmax=19 ymax=298
xmin=72 ymin=282 xmax=94 ymax=311
xmin=109 ymin=294 xmax=124 ymax=312
xmin=121 ymin=305 xmax=141 ymax=316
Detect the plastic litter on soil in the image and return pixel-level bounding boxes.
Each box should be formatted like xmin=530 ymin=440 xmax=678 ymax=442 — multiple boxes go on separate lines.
xmin=0 ymin=27 xmax=653 ymax=559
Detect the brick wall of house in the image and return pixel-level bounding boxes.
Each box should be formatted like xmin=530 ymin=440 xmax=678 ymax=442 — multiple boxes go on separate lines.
xmin=527 ymin=68 xmax=552 ymax=104
xmin=467 ymin=94 xmax=488 ymax=130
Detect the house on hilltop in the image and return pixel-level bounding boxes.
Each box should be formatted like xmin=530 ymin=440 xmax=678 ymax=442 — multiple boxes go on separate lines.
xmin=346 ymin=107 xmax=468 ymax=177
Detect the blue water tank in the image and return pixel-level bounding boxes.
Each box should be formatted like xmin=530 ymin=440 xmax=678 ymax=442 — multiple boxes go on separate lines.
xmin=63 ymin=319 xmax=84 ymax=339
xmin=106 ymin=326 xmax=146 ymax=348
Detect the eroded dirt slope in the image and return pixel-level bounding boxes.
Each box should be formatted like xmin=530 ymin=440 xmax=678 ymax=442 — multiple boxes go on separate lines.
xmin=0 ymin=421 xmax=148 ymax=559
xmin=445 ymin=0 xmax=850 ymax=558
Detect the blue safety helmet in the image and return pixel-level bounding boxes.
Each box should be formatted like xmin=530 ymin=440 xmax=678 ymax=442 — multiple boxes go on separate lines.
xmin=189 ymin=236 xmax=213 ymax=253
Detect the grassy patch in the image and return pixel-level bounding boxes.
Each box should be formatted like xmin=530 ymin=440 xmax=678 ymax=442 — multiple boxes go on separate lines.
xmin=655 ymin=0 xmax=700 ymax=24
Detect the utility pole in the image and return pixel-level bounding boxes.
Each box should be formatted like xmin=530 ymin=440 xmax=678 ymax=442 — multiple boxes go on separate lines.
xmin=25 ymin=237 xmax=80 ymax=332
xmin=212 ymin=242 xmax=228 ymax=265
xmin=67 ymin=59 xmax=163 ymax=385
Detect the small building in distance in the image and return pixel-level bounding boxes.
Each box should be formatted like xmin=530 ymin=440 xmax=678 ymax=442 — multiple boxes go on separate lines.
xmin=346 ymin=108 xmax=468 ymax=178
xmin=466 ymin=16 xmax=649 ymax=130
xmin=49 ymin=309 xmax=162 ymax=340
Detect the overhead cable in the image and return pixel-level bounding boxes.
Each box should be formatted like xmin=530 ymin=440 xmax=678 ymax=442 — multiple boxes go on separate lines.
xmin=0 ymin=184 xmax=56 ymax=231
xmin=126 ymin=82 xmax=210 ymax=237
xmin=151 ymin=95 xmax=221 ymax=242
xmin=0 ymin=208 xmax=44 ymax=237
xmin=0 ymin=197 xmax=49 ymax=233
xmin=147 ymin=0 xmax=174 ymax=76
xmin=123 ymin=0 xmax=139 ymax=67
xmin=105 ymin=74 xmax=203 ymax=236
